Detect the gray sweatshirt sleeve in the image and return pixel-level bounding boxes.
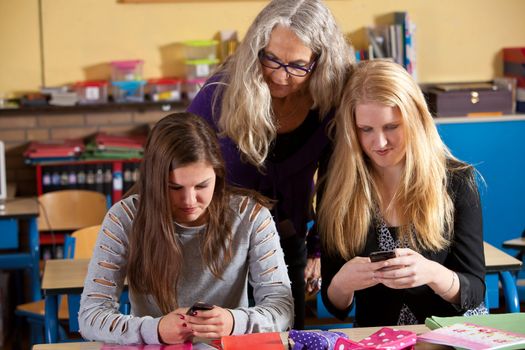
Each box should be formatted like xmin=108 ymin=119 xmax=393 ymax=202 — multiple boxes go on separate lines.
xmin=229 ymin=199 xmax=294 ymax=333
xmin=78 ymin=197 xmax=161 ymax=345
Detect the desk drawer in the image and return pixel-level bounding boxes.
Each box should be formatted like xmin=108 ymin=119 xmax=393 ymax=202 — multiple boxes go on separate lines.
xmin=0 ymin=219 xmax=19 ymax=249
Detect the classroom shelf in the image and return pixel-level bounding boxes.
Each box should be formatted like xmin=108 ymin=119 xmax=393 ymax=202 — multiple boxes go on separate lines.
xmin=34 ymin=158 xmax=141 ymax=204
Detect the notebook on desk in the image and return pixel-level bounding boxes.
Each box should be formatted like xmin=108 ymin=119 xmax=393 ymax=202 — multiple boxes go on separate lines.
xmin=419 ymin=322 xmax=525 ymax=350
xmin=425 ymin=313 xmax=525 ymax=334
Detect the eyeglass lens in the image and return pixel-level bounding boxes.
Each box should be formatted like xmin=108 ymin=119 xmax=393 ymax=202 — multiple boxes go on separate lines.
xmin=260 ymin=54 xmax=312 ymax=77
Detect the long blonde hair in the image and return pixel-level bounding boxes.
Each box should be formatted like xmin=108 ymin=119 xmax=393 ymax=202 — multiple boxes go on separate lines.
xmin=319 ymin=60 xmax=472 ymax=259
xmin=214 ymin=0 xmax=352 ymax=166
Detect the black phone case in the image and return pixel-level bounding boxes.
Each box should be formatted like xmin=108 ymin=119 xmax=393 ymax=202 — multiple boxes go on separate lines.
xmin=369 ymin=250 xmax=396 ymax=262
xmin=187 ymin=302 xmax=213 ymax=315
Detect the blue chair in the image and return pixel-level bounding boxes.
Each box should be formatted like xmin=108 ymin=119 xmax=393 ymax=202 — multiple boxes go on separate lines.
xmin=14 ymin=229 xmax=87 ymax=345
xmin=15 ymin=223 xmax=106 ymax=345
xmin=512 ymin=229 xmax=525 ymax=303
xmin=15 ymin=190 xmax=108 ymax=346
xmin=17 ymin=224 xmax=131 ymax=344
xmin=304 ymin=220 xmax=355 ymax=330
xmin=305 ymin=292 xmax=355 ymax=330
xmin=15 ymin=300 xmax=69 ymax=345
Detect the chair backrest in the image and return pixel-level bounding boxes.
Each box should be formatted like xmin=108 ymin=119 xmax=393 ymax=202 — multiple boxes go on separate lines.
xmin=64 ymin=225 xmax=101 ymax=259
xmin=305 ymin=293 xmax=354 ymax=330
xmin=37 ymin=190 xmax=107 ymax=231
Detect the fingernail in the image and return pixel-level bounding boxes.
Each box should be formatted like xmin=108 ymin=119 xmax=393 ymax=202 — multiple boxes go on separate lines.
xmin=179 ymin=315 xmax=185 ymax=320
xmin=182 ymin=323 xmax=187 ymax=327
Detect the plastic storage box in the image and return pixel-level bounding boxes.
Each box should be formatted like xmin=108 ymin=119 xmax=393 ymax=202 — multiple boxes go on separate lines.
xmin=112 ymin=80 xmax=146 ymax=103
xmin=185 ymin=59 xmax=219 ymax=79
xmin=111 ymin=60 xmax=144 ymax=82
xmin=184 ymin=78 xmax=207 ymax=100
xmin=183 ymin=40 xmax=219 ymax=60
xmin=146 ymin=78 xmax=182 ymax=102
xmin=74 ymin=81 xmax=108 ymax=104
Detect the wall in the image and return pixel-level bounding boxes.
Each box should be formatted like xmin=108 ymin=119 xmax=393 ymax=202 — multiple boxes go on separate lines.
xmin=437 ymin=117 xmax=525 ymax=255
xmin=0 ymin=0 xmax=41 ymax=95
xmin=1 ymin=0 xmax=525 ymax=96
xmin=0 ymin=107 xmax=181 ymax=196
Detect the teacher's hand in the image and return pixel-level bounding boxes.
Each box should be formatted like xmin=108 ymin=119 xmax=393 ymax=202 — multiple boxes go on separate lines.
xmin=305 ymin=257 xmax=321 ymax=295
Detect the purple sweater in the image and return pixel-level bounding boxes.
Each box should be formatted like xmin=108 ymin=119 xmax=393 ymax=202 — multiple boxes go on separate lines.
xmin=188 ymin=78 xmax=333 ymax=255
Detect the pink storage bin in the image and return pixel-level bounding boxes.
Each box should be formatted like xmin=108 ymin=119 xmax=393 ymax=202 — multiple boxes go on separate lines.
xmin=111 ymin=60 xmax=144 ymax=81
xmin=184 ymin=78 xmax=207 ymax=100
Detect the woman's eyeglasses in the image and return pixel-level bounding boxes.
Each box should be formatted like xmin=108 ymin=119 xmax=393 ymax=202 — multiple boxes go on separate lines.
xmin=258 ymin=51 xmax=317 ymax=77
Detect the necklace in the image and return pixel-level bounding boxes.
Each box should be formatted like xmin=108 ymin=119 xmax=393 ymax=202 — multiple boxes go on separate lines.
xmin=272 ymin=94 xmax=313 ymax=133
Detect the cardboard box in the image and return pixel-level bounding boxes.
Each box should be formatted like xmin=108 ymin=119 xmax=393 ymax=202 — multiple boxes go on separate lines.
xmin=423 ymin=83 xmax=513 ymax=117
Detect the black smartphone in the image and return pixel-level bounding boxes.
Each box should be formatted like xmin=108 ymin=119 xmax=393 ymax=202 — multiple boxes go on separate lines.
xmin=186 ymin=301 xmax=214 ymax=315
xmin=369 ymin=250 xmax=396 ymax=262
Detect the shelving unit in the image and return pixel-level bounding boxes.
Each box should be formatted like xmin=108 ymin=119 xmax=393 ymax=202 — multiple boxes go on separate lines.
xmin=35 ymin=159 xmax=141 ymax=201
xmin=32 ymin=158 xmax=141 ymax=259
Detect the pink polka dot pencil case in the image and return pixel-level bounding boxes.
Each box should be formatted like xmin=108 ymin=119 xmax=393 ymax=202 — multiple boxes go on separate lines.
xmin=333 ymin=327 xmax=417 ymax=350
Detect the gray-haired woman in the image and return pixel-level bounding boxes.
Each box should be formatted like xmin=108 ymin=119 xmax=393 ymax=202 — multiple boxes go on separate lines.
xmin=188 ymin=0 xmax=353 ymax=329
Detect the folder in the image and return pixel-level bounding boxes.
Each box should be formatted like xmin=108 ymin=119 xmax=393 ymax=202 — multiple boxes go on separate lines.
xmin=221 ymin=332 xmax=283 ymax=350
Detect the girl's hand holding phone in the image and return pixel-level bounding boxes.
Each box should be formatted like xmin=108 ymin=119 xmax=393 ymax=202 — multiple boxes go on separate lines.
xmin=158 ymin=308 xmax=194 ymax=344
xmin=373 ymin=248 xmax=438 ymax=289
xmin=186 ymin=302 xmax=214 ymax=316
xmin=186 ymin=304 xmax=234 ymax=339
xmin=369 ymin=250 xmax=396 ymax=262
xmin=334 ymin=256 xmax=390 ymax=292
xmin=328 ymin=256 xmax=390 ymax=310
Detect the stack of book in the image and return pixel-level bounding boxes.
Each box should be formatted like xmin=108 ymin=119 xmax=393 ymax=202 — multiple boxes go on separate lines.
xmin=365 ymin=11 xmax=417 ymax=79
xmin=24 ymin=139 xmax=85 ymax=164
xmin=83 ymin=132 xmax=145 ymax=160
xmin=503 ymin=47 xmax=525 ymax=113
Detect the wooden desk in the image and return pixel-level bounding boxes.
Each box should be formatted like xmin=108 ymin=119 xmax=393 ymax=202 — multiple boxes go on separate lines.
xmin=42 ymin=259 xmax=90 ymax=344
xmin=0 ymin=197 xmax=41 ymax=301
xmin=503 ymin=237 xmax=525 ymax=252
xmin=483 ymin=242 xmax=522 ymax=313
xmin=42 ymin=258 xmax=90 ymax=294
xmin=485 ymin=242 xmax=523 ymax=272
xmin=33 ymin=343 xmax=103 ymax=350
xmin=33 ymin=325 xmax=447 ymax=349
xmin=41 ymin=244 xmax=522 ymax=344
xmin=42 ymin=259 xmax=129 ymax=344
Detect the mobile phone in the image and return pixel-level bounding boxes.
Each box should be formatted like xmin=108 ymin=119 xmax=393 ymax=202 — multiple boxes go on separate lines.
xmin=186 ymin=301 xmax=214 ymax=315
xmin=369 ymin=250 xmax=396 ymax=262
